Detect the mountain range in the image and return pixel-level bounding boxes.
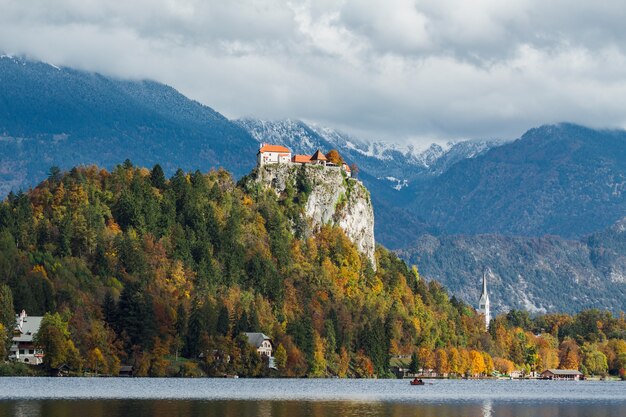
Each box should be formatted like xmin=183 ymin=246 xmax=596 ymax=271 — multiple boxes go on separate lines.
xmin=1 ymin=56 xmax=625 ymax=314
xmin=398 ymin=217 xmax=626 ymax=314
xmin=0 ymin=55 xmax=257 ymax=197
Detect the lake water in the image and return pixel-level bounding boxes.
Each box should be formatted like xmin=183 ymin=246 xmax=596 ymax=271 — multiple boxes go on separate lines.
xmin=0 ymin=378 xmax=624 ymax=417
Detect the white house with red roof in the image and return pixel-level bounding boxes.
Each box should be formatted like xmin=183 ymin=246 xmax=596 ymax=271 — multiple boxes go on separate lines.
xmin=257 ymin=143 xmax=292 ymax=166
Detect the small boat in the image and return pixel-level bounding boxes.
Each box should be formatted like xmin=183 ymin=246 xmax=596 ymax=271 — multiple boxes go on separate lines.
xmin=410 ymin=379 xmax=425 ymax=386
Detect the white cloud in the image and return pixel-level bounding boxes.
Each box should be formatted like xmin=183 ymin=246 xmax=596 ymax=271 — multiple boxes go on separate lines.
xmin=2 ymin=0 xmax=626 ymax=144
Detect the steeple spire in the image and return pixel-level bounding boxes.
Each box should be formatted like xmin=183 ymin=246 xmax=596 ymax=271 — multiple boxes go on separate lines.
xmin=483 ymin=270 xmax=488 ymax=294
xmin=478 ymin=269 xmax=491 ymax=331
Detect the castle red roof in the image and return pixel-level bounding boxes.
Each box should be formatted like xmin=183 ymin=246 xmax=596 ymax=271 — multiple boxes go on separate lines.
xmin=258 ymin=144 xmax=291 ymax=153
xmin=292 ymin=154 xmax=312 ymax=163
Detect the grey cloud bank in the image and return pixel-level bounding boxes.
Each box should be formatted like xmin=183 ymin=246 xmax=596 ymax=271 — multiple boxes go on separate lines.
xmin=2 ymin=0 xmax=626 ymax=145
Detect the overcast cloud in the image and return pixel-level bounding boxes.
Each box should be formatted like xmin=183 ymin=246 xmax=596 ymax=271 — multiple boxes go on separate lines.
xmin=2 ymin=0 xmax=626 ymax=144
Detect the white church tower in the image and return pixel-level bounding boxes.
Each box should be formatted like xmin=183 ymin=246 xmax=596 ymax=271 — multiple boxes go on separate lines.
xmin=478 ymin=270 xmax=491 ymax=331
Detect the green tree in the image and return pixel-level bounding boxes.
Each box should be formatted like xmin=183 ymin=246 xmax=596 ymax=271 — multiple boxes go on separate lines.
xmin=409 ymin=351 xmax=420 ymax=374
xmin=583 ymin=345 xmax=608 ymax=376
xmin=174 ymin=303 xmax=188 ymax=360
xmin=0 ymin=285 xmax=14 ymax=354
xmin=102 ymin=291 xmax=116 ymax=327
xmin=35 ymin=312 xmax=82 ymax=372
xmin=150 ymin=164 xmax=167 ymax=189
xmin=216 ymin=305 xmax=230 ymax=336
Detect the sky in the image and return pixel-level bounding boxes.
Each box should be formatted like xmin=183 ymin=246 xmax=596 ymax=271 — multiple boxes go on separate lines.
xmin=2 ymin=0 xmax=626 ymax=145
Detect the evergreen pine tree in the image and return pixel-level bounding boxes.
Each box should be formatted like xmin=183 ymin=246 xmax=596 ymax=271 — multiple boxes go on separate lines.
xmin=216 ymin=305 xmax=230 ymax=336
xmin=150 ymin=164 xmax=166 ymax=189
xmin=102 ymin=291 xmax=117 ymax=327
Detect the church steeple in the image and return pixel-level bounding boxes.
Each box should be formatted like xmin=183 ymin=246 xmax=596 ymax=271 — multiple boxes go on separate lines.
xmin=478 ymin=269 xmax=491 ymax=331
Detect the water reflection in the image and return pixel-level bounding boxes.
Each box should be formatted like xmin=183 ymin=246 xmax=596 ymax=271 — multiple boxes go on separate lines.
xmin=11 ymin=401 xmax=41 ymax=417
xmin=0 ymin=400 xmax=622 ymax=417
xmin=482 ymin=400 xmax=493 ymax=417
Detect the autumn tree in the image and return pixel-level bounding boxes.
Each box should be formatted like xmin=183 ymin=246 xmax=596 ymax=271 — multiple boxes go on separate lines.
xmin=493 ymin=357 xmax=515 ymax=375
xmin=559 ymin=338 xmax=581 ymax=370
xmin=325 ymin=150 xmax=344 ymax=166
xmin=448 ymin=347 xmax=462 ymax=376
xmin=435 ymin=348 xmax=450 ymax=376
xmin=469 ymin=350 xmax=486 ymax=376
xmin=87 ymin=347 xmax=106 ymax=375
xmin=274 ymin=343 xmax=288 ymax=373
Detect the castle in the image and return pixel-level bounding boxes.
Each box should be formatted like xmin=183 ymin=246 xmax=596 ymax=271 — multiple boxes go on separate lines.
xmin=257 ymin=143 xmax=352 ymax=177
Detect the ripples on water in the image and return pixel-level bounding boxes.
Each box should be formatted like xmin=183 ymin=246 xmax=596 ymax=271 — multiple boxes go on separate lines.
xmin=0 ymin=378 xmax=624 ymax=417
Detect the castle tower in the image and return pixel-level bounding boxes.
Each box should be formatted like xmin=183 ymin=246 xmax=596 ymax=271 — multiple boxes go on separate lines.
xmin=478 ymin=270 xmax=490 ymax=331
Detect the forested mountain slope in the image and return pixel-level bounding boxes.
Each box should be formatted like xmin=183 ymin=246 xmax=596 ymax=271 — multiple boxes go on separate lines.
xmin=406 ymin=124 xmax=626 ymax=239
xmin=0 ymin=56 xmax=257 ymax=196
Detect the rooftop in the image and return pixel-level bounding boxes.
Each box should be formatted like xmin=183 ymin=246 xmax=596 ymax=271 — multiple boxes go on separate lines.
xmin=244 ymin=332 xmax=272 ymax=348
xmin=259 ymin=144 xmax=290 ymax=153
xmin=543 ymin=369 xmax=583 ymax=375
xmin=311 ymin=150 xmax=327 ymax=161
xmin=13 ymin=314 xmax=43 ymax=343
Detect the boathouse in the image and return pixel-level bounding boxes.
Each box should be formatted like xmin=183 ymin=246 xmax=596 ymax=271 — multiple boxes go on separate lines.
xmin=540 ymin=369 xmax=583 ymax=380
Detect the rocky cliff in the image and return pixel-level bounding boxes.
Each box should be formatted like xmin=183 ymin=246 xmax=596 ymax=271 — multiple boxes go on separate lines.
xmin=254 ymin=163 xmax=376 ymax=269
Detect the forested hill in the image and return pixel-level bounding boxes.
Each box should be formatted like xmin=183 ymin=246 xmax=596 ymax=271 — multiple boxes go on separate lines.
xmin=0 ymin=162 xmax=485 ymax=376
xmin=0 ymin=163 xmax=624 ymax=379
xmin=0 ymin=161 xmax=626 ymax=377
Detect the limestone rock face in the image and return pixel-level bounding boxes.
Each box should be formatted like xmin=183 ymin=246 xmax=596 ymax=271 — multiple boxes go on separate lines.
xmin=255 ymin=164 xmax=376 ymax=269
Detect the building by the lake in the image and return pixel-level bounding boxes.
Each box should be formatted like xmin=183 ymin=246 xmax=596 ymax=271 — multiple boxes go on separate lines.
xmin=244 ymin=332 xmax=273 ymax=357
xmin=540 ymin=369 xmax=583 ymax=380
xmin=9 ymin=310 xmax=44 ymax=365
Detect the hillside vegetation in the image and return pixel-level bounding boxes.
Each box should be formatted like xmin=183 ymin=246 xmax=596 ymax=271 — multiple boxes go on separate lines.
xmin=0 ymin=164 xmax=624 ymax=378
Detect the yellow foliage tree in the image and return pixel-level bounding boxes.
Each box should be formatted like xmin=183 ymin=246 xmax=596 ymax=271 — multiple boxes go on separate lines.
xmin=448 ymin=347 xmax=462 ymax=376
xmin=435 ymin=348 xmax=450 ymax=375
xmin=493 ymin=357 xmax=515 ymax=375
xmin=87 ymin=347 xmax=106 ymax=375
xmin=482 ymin=352 xmax=494 ymax=375
xmin=470 ymin=350 xmax=486 ymax=376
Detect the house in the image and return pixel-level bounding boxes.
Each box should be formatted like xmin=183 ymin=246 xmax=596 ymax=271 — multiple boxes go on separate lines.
xmin=9 ymin=310 xmax=44 ymax=365
xmin=540 ymin=369 xmax=583 ymax=380
xmin=119 ymin=365 xmax=134 ymax=377
xmin=389 ymin=356 xmax=411 ymax=378
xmin=257 ymin=144 xmax=291 ymax=166
xmin=243 ymin=332 xmax=273 ymax=357
xmin=509 ymin=369 xmax=524 ymax=379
